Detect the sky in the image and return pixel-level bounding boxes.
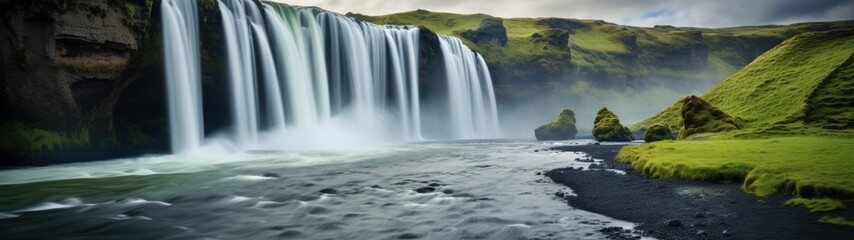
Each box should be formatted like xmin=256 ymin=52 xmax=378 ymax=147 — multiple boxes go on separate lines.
xmin=270 ymin=0 xmax=854 ymax=28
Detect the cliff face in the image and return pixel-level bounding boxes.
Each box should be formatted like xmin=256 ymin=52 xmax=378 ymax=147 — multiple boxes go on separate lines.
xmin=0 ymin=0 xmax=166 ymax=165
xmin=0 ymin=0 xmax=154 ymax=131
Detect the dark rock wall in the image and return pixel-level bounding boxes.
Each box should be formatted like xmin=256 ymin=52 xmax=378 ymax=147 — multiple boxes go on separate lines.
xmin=0 ymin=0 xmax=165 ymax=165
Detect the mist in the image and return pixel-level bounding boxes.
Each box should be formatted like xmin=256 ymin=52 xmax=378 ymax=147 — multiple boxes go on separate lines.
xmin=495 ymin=78 xmax=715 ymax=138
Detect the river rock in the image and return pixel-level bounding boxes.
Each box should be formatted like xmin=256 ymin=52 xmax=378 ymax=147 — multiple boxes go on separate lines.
xmin=664 ymin=219 xmax=682 ymax=227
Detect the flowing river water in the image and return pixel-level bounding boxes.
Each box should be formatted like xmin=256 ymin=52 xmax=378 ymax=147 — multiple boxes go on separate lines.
xmin=0 ymin=140 xmax=646 ymax=239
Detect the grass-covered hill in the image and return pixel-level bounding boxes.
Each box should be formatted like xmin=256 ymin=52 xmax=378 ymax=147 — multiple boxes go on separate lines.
xmin=634 ymin=29 xmax=854 ymax=132
xmin=350 ymin=10 xmax=854 ymax=134
xmin=616 ymin=30 xmax=854 ymax=224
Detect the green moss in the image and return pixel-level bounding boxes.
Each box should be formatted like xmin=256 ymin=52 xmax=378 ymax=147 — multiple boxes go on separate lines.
xmin=124 ymin=125 xmax=155 ymax=147
xmin=0 ymin=121 xmax=91 ymax=160
xmin=616 ymin=136 xmax=854 ymax=199
xmin=535 ymin=108 xmax=577 ymax=140
xmin=784 ymin=198 xmax=845 ymax=212
xmin=637 ymin=30 xmax=854 ymax=131
xmin=54 ymin=58 xmax=128 ymax=72
xmin=593 ymin=107 xmax=633 ymax=141
xmin=644 ymin=123 xmax=674 ymax=142
xmin=678 ymin=95 xmax=743 ymax=139
xmin=820 ymin=216 xmax=854 ymax=226
xmin=123 ymin=2 xmax=136 ymax=27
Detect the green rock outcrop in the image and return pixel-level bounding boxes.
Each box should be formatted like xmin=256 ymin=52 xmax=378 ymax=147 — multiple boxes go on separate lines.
xmin=459 ymin=15 xmax=507 ymax=46
xmin=678 ymin=96 xmax=743 ymax=139
xmin=643 ymin=123 xmax=674 ymax=142
xmin=592 ymin=108 xmax=633 ymax=141
xmin=535 ymin=109 xmax=577 ymax=140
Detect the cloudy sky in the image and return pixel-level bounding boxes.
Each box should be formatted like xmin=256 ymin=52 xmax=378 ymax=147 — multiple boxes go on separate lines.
xmin=270 ymin=0 xmax=854 ymax=28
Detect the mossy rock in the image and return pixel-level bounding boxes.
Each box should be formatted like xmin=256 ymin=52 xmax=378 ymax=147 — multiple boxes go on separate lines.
xmin=592 ymin=107 xmax=633 ymax=142
xmin=458 ymin=16 xmax=507 ymax=46
xmin=535 ymin=109 xmax=577 ymax=140
xmin=644 ymin=123 xmax=674 ymax=142
xmin=678 ymin=95 xmax=743 ymax=139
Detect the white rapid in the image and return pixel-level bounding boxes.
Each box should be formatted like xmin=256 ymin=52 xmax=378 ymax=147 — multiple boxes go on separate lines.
xmin=162 ymin=0 xmax=501 ymax=152
xmin=161 ymin=0 xmax=203 ymax=153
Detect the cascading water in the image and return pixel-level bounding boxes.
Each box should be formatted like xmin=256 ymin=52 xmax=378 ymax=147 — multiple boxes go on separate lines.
xmin=162 ymin=1 xmax=500 ymax=152
xmin=161 ymin=0 xmax=203 ymax=153
xmin=438 ymin=35 xmax=501 ymax=139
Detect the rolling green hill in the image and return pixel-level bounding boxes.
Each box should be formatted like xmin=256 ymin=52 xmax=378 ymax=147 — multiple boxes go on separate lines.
xmin=350 ymin=10 xmax=854 ymax=134
xmin=635 ymin=29 xmax=854 ymax=132
xmin=616 ymin=30 xmax=854 ymax=222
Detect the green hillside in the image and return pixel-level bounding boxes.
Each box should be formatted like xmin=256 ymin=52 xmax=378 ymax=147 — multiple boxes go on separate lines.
xmin=354 ymin=10 xmax=854 ymax=86
xmin=616 ymin=30 xmax=854 ymax=222
xmin=635 ymin=30 xmax=854 ymax=131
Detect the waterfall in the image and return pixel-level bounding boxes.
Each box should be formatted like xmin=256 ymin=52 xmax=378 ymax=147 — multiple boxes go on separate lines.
xmin=162 ymin=1 xmax=500 ymax=152
xmin=161 ymin=0 xmax=203 ymax=153
xmin=438 ymin=35 xmax=501 ymax=139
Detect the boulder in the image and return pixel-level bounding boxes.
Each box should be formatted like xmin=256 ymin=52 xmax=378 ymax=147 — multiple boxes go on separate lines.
xmin=459 ymin=16 xmax=507 ymax=46
xmin=643 ymin=123 xmax=674 ymax=142
xmin=592 ymin=107 xmax=633 ymax=142
xmin=678 ymin=96 xmax=743 ymax=139
xmin=535 ymin=109 xmax=578 ymax=140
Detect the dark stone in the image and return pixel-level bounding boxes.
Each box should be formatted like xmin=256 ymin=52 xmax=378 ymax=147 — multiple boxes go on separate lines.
xmin=262 ymin=172 xmax=280 ymax=178
xmin=665 ymin=220 xmax=682 ymax=227
xmin=694 ymin=213 xmax=706 ymax=218
xmin=319 ymin=188 xmax=338 ymax=194
xmin=370 ymin=185 xmax=382 ymax=189
xmin=415 ymin=187 xmax=435 ymax=193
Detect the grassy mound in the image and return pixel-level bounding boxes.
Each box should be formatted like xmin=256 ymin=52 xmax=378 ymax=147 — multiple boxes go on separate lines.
xmin=535 ymin=108 xmax=577 ymax=140
xmin=635 ymin=30 xmax=854 ymax=131
xmin=593 ymin=108 xmax=633 ymax=141
xmin=616 ymin=136 xmax=854 ymax=204
xmin=678 ymin=95 xmax=743 ymax=139
xmin=643 ymin=123 xmax=674 ymax=142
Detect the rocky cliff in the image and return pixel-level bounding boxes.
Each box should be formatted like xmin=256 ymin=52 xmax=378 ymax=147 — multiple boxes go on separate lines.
xmin=0 ymin=0 xmax=167 ymax=165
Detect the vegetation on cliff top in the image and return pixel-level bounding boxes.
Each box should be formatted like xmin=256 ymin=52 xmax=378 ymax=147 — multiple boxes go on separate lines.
xmin=534 ymin=109 xmax=577 ymax=140
xmin=356 ymin=9 xmax=854 ymax=84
